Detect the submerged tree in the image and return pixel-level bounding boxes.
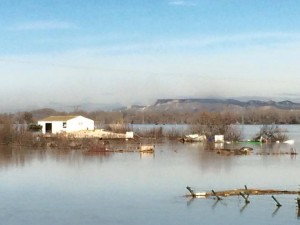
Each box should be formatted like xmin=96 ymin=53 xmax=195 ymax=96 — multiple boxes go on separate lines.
xmin=253 ymin=125 xmax=288 ymax=142
xmin=189 ymin=112 xmax=243 ymax=142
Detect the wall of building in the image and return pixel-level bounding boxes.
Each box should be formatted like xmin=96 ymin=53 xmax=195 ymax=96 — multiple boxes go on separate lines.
xmin=52 ymin=121 xmax=66 ymax=133
xmin=38 ymin=116 xmax=94 ymax=134
xmin=66 ymin=116 xmax=94 ymax=132
xmin=38 ymin=121 xmax=66 ymax=134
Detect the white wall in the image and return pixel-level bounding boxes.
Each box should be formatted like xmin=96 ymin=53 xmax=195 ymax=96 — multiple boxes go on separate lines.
xmin=37 ymin=121 xmax=46 ymax=134
xmin=38 ymin=116 xmax=94 ymax=134
xmin=53 ymin=121 xmax=66 ymax=133
xmin=66 ymin=116 xmax=94 ymax=132
xmin=38 ymin=121 xmax=67 ymax=134
xmin=214 ymin=135 xmax=224 ymax=143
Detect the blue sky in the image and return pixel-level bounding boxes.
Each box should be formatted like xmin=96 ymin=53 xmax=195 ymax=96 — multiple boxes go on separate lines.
xmin=1 ymin=0 xmax=300 ymax=111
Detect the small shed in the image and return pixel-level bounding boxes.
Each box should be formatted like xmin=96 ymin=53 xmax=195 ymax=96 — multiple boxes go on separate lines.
xmin=214 ymin=135 xmax=225 ymax=143
xmin=38 ymin=115 xmax=94 ymax=134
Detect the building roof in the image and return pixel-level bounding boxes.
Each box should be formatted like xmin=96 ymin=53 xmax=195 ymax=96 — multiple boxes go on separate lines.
xmin=39 ymin=115 xmax=79 ymax=122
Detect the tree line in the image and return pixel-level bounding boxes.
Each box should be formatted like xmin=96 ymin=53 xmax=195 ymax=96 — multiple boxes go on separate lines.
xmin=0 ymin=106 xmax=293 ymax=145
xmin=1 ymin=107 xmax=300 ymax=126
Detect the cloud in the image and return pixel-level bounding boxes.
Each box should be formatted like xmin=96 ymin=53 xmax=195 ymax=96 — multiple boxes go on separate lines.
xmin=2 ymin=30 xmax=300 ymax=110
xmin=10 ymin=21 xmax=77 ymax=31
xmin=168 ymin=0 xmax=197 ymax=6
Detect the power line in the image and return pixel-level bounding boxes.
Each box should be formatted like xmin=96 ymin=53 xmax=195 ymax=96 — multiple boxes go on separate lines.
xmin=0 ymin=58 xmax=197 ymax=77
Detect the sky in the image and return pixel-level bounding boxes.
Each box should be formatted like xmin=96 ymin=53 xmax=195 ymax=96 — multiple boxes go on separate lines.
xmin=1 ymin=0 xmax=300 ymax=111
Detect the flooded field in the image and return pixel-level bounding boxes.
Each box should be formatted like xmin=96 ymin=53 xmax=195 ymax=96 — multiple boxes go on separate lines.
xmin=0 ymin=125 xmax=300 ymax=225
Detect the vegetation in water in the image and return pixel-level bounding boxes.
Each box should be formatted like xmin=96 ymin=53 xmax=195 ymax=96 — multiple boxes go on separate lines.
xmin=252 ymin=125 xmax=288 ymax=142
xmin=0 ymin=109 xmax=293 ymax=147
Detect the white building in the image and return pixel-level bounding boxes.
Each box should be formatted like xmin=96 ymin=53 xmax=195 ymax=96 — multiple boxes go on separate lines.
xmin=38 ymin=115 xmax=94 ymax=134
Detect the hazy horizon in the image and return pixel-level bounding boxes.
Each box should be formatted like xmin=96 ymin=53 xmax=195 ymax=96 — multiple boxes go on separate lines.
xmin=2 ymin=96 xmax=300 ymax=113
xmin=1 ymin=1 xmax=300 ymax=112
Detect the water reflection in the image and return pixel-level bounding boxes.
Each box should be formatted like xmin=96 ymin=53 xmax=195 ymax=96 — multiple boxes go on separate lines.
xmin=0 ymin=146 xmax=35 ymax=168
xmin=272 ymin=207 xmax=281 ymax=217
xmin=239 ymin=203 xmax=249 ymax=214
xmin=211 ymin=199 xmax=220 ymax=210
xmin=139 ymin=151 xmax=155 ymax=159
xmin=186 ymin=197 xmax=195 ymax=207
xmin=0 ymin=146 xmax=114 ymax=169
xmin=1 ymin=133 xmax=300 ymax=225
xmin=197 ymin=150 xmax=236 ymax=172
xmin=297 ymin=198 xmax=300 ymax=219
xmin=0 ymin=140 xmax=297 ymax=174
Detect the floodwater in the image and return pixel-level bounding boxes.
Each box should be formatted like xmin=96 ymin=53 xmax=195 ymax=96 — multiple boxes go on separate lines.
xmin=1 ymin=125 xmax=300 ymax=225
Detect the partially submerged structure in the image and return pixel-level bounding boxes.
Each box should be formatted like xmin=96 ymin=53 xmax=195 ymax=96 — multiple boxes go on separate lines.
xmin=71 ymin=129 xmax=134 ymax=139
xmin=38 ymin=115 xmax=135 ymax=140
xmin=179 ymin=134 xmax=224 ymax=143
xmin=179 ymin=134 xmax=207 ymax=143
xmin=38 ymin=115 xmax=94 ymax=134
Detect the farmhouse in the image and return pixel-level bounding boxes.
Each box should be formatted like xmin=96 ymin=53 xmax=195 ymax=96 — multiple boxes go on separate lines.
xmin=38 ymin=115 xmax=94 ymax=134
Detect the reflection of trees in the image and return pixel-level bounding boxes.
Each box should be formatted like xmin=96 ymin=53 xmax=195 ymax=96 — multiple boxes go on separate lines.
xmin=257 ymin=142 xmax=294 ymax=155
xmin=191 ymin=144 xmax=236 ymax=173
xmin=0 ymin=147 xmax=12 ymax=167
xmin=0 ymin=147 xmax=112 ymax=169
xmin=0 ymin=147 xmax=56 ymax=168
xmin=0 ymin=146 xmax=28 ymax=168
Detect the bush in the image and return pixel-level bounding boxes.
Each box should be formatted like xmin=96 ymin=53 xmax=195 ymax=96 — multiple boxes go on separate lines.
xmin=253 ymin=125 xmax=288 ymax=142
xmin=135 ymin=126 xmax=163 ymax=139
xmin=103 ymin=124 xmax=131 ymax=133
xmin=28 ymin=123 xmax=42 ymax=132
xmin=224 ymin=125 xmax=243 ymax=142
xmin=189 ymin=111 xmax=243 ymax=142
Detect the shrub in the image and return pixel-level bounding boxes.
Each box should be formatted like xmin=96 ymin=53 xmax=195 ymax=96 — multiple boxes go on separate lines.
xmin=28 ymin=123 xmax=42 ymax=132
xmin=253 ymin=125 xmax=288 ymax=142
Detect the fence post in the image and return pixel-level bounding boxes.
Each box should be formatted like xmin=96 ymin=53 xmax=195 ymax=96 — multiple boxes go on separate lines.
xmin=186 ymin=186 xmax=196 ymax=198
xmin=240 ymin=192 xmax=250 ymax=204
xmin=212 ymin=190 xmax=222 ymax=201
xmin=271 ymin=195 xmax=282 ymax=207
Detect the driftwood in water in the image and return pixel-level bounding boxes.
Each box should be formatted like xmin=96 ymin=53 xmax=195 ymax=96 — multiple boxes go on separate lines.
xmin=186 ymin=186 xmax=299 ymax=198
xmin=206 ymin=189 xmax=299 ymax=197
xmin=216 ymin=147 xmax=253 ymax=155
xmin=86 ymin=142 xmax=155 ymax=153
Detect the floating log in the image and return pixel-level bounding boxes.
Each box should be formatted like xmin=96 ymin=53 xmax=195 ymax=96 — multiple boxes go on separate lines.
xmin=186 ymin=186 xmax=206 ymax=198
xmin=185 ymin=188 xmax=300 ymax=198
xmin=85 ymin=144 xmax=155 ymax=153
xmin=216 ymin=147 xmax=253 ymax=155
xmin=212 ymin=189 xmax=222 ymax=200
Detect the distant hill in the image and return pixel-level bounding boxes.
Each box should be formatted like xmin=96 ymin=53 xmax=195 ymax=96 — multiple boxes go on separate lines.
xmin=127 ymin=99 xmax=300 ymax=113
xmin=21 ymin=98 xmax=300 ymax=116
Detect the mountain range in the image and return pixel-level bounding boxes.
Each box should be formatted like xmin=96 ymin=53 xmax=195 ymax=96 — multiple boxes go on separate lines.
xmin=127 ymin=98 xmax=300 ymax=113
xmin=12 ymin=98 xmax=300 ymax=116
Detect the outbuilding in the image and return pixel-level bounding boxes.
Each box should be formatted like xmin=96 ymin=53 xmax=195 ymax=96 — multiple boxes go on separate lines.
xmin=38 ymin=115 xmax=94 ymax=134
